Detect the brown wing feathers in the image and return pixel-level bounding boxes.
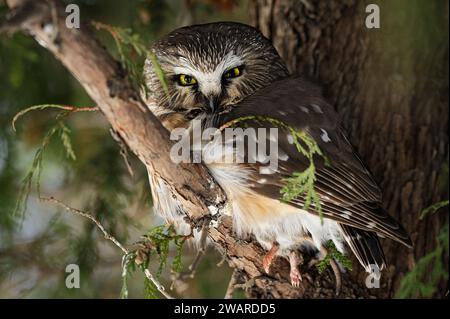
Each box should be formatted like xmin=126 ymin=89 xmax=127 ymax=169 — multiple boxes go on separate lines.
xmin=215 ymin=76 xmax=412 ymax=251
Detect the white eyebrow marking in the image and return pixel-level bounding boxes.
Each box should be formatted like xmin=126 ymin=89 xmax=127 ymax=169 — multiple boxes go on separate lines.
xmin=343 ymin=211 xmax=352 ymax=219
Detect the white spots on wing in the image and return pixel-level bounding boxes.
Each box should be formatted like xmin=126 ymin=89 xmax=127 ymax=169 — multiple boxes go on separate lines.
xmin=343 ymin=210 xmax=352 ymax=219
xmin=278 ymin=110 xmax=288 ymax=116
xmin=367 ymin=222 xmax=377 ymax=229
xmin=300 ymin=106 xmax=310 ymax=113
xmin=257 ymin=178 xmax=267 ymax=184
xmin=320 ymin=129 xmax=331 ymax=143
xmin=278 ymin=149 xmax=289 ymax=161
xmin=286 ymin=134 xmax=294 ymax=144
xmin=311 ymin=103 xmax=323 ymax=114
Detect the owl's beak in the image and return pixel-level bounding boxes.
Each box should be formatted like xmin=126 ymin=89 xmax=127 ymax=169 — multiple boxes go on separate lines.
xmin=208 ymin=98 xmax=216 ymax=112
xmin=202 ymin=94 xmax=222 ymax=114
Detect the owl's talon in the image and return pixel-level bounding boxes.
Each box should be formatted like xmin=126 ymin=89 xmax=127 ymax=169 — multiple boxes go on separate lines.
xmin=262 ymin=242 xmax=279 ymax=274
xmin=262 ymin=257 xmax=272 ymax=274
xmin=290 ymin=268 xmax=302 ymax=287
xmin=288 ymin=250 xmax=302 ymax=287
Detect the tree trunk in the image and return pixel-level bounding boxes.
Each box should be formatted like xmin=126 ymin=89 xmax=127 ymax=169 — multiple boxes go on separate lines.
xmin=250 ymin=0 xmax=449 ymax=298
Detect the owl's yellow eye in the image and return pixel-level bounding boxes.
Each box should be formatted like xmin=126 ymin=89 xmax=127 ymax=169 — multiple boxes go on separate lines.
xmin=223 ymin=66 xmax=243 ymax=79
xmin=178 ymin=74 xmax=197 ymax=86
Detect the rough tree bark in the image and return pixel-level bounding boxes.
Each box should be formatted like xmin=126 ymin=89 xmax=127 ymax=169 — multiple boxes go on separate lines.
xmin=250 ymin=0 xmax=449 ymax=298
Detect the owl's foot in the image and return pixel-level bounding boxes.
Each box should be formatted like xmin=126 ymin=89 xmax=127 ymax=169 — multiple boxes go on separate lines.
xmin=262 ymin=242 xmax=279 ymax=274
xmin=320 ymin=246 xmax=342 ymax=296
xmin=288 ymin=250 xmax=303 ymax=287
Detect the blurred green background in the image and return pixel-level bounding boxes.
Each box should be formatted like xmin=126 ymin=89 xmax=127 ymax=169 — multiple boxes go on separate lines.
xmin=0 ymin=0 xmax=249 ymax=298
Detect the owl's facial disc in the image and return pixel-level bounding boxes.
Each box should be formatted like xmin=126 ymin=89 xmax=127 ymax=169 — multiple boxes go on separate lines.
xmin=172 ymin=52 xmax=244 ymax=114
xmin=145 ymin=22 xmax=290 ymax=129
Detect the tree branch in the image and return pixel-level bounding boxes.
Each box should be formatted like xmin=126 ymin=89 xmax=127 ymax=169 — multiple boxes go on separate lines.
xmin=41 ymin=196 xmax=129 ymax=254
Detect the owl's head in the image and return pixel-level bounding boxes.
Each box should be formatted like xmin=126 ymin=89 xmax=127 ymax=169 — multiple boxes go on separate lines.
xmin=144 ymin=22 xmax=288 ymax=129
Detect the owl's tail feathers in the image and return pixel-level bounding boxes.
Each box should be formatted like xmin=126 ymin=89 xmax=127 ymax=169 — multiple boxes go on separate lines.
xmin=340 ymin=224 xmax=387 ymax=273
xmin=347 ymin=202 xmax=413 ymax=249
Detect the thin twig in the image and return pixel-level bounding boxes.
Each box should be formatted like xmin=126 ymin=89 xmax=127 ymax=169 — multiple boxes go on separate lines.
xmin=41 ymin=196 xmax=128 ymax=254
xmin=175 ymin=219 xmax=209 ymax=281
xmin=144 ymin=269 xmax=174 ymax=299
xmin=41 ymin=196 xmax=174 ymax=299
xmin=12 ymin=104 xmax=99 ymax=131
xmin=110 ymin=129 xmax=134 ymax=177
xmin=234 ymin=277 xmax=256 ymax=291
xmin=224 ymin=269 xmax=239 ymax=299
xmin=216 ymin=247 xmax=227 ymax=267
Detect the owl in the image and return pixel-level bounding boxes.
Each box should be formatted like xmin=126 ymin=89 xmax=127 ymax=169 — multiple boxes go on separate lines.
xmin=143 ymin=22 xmax=412 ymax=288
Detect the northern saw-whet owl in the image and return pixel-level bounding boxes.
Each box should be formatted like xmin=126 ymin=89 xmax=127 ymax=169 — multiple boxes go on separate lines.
xmin=143 ymin=22 xmax=412 ymax=287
